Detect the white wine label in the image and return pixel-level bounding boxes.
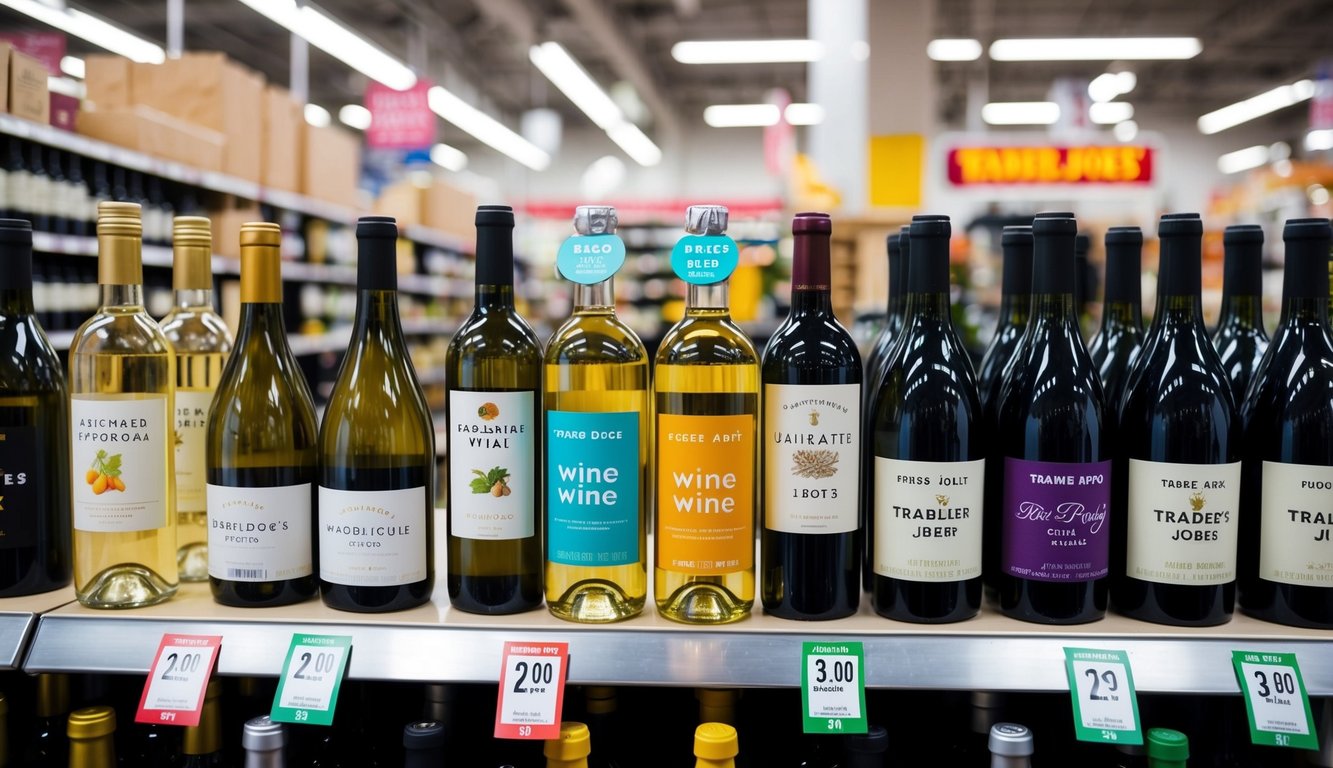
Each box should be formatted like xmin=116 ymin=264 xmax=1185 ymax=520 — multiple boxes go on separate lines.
xmin=1126 ymin=459 xmax=1241 ymax=586
xmin=1260 ymin=462 xmax=1333 ymax=587
xmin=318 ymin=486 xmax=428 ymax=586
xmin=873 ymin=457 xmax=984 ymax=582
xmin=448 ymin=390 xmax=536 ymax=541
xmin=764 ymin=383 xmax=860 ymax=534
xmin=206 ymin=483 xmax=313 ymax=582
xmin=71 ymin=395 xmax=171 ymax=533
xmin=174 ymin=390 xmax=213 ymax=514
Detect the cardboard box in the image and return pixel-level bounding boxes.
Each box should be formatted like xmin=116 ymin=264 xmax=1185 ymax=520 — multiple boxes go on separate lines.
xmin=207 ymin=203 xmax=265 ymax=259
xmin=49 ymin=92 xmax=78 ymax=131
xmin=0 ymin=43 xmax=10 ymax=115
xmin=373 ymin=179 xmax=426 ymax=227
xmin=8 ymin=47 xmax=49 ymax=123
xmin=83 ymin=53 xmax=135 ymax=109
xmin=262 ymin=86 xmax=302 ymax=192
xmin=302 ymin=123 xmax=361 ymax=209
xmin=374 ymin=177 xmax=477 ymax=241
xmin=79 ymin=105 xmax=224 ymax=172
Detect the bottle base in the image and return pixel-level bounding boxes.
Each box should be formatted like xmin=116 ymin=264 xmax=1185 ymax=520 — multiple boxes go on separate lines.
xmin=177 ymin=542 xmax=208 ymax=583
xmin=548 ymin=579 xmax=644 ymax=623
xmin=211 ymin=576 xmax=319 ymax=608
xmin=447 ymin=573 xmax=544 ymax=615
xmin=656 ymin=581 xmax=752 ymax=625
xmin=77 ymin=564 xmax=178 ymax=609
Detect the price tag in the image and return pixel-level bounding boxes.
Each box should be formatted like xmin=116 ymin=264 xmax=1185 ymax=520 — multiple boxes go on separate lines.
xmin=800 ymin=641 xmax=867 ymax=734
xmin=1063 ymin=647 xmax=1143 ymax=745
xmin=135 ymin=634 xmax=222 ymax=726
xmin=1232 ymin=651 xmax=1318 ymax=750
xmin=270 ymin=634 xmax=352 ymax=727
xmin=494 ymin=641 xmax=569 ymax=740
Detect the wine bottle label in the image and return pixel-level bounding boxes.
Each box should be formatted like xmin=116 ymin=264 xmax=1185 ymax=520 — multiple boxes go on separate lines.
xmin=763 ymin=383 xmax=859 ymax=534
xmin=873 ymin=457 xmax=984 ymax=582
xmin=1259 ymin=461 xmax=1333 ymax=587
xmin=448 ymin=390 xmax=536 ymax=540
xmin=317 ymin=486 xmax=428 ymax=586
xmin=70 ymin=395 xmax=170 ymax=533
xmin=1126 ymin=459 xmax=1241 ymax=585
xmin=0 ymin=425 xmax=38 ymax=548
xmin=1001 ymin=457 xmax=1111 ymax=582
xmin=656 ymin=412 xmax=755 ymax=574
xmin=174 ymin=390 xmax=213 ymax=514
xmin=546 ymin=410 xmax=639 ymax=566
xmin=206 ymin=483 xmax=313 ymax=582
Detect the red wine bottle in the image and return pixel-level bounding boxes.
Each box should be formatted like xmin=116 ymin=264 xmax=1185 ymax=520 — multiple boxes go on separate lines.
xmin=978 ymin=226 xmax=1033 ymax=413
xmin=1212 ymin=225 xmax=1269 ymax=403
xmin=1088 ymin=227 xmax=1145 ymax=412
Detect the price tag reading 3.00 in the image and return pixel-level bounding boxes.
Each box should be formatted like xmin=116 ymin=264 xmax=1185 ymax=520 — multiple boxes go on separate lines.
xmin=800 ymin=642 xmax=867 ymax=734
xmin=494 ymin=641 xmax=569 ymax=740
xmin=270 ymin=634 xmax=352 ymax=727
xmin=1063 ymin=647 xmax=1142 ymax=745
xmin=135 ymin=634 xmax=222 ymax=726
xmin=1232 ymin=651 xmax=1318 ymax=750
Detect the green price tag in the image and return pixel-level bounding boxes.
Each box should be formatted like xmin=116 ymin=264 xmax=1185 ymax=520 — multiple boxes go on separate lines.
xmin=270 ymin=634 xmax=352 ymax=727
xmin=1232 ymin=650 xmax=1318 ymax=750
xmin=800 ymin=641 xmax=867 ymax=735
xmin=1063 ymin=647 xmax=1143 ymax=745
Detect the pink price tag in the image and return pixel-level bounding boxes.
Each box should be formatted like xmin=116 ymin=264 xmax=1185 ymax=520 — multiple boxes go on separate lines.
xmin=493 ymin=641 xmax=569 ymax=740
xmin=135 ymin=634 xmax=222 ymax=726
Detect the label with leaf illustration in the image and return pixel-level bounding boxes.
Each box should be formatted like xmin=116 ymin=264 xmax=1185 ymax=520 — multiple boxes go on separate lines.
xmin=874 ymin=456 xmax=984 ymax=582
xmin=449 ymin=390 xmax=535 ymax=540
xmin=1126 ymin=458 xmax=1241 ymax=586
xmin=764 ymin=384 xmax=859 ymax=534
xmin=71 ymin=395 xmax=170 ymax=533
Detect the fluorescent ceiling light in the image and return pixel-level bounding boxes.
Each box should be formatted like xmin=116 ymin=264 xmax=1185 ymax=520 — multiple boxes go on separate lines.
xmin=607 ymin=123 xmax=663 ymax=166
xmin=989 ymin=37 xmax=1201 ymax=61
xmin=235 ymin=0 xmax=415 ymax=90
xmin=1307 ymin=129 xmax=1333 ymax=152
xmin=47 ymin=76 xmax=85 ymax=99
xmin=1 ymin=0 xmax=165 ymax=63
xmin=1090 ymin=102 xmax=1134 ymax=124
xmin=981 ymin=101 xmax=1060 ymax=125
xmin=1113 ymin=120 xmax=1139 ymax=142
xmin=704 ymin=104 xmax=781 ymax=127
xmin=303 ymin=104 xmax=331 ymax=128
xmin=671 ymin=39 xmax=824 ymax=64
xmin=784 ymin=103 xmax=825 ymax=126
xmin=927 ymin=38 xmax=982 ymax=61
xmin=428 ymin=86 xmax=550 ymax=171
xmin=1088 ymin=72 xmax=1137 ymax=103
xmin=1217 ymin=145 xmax=1270 ymax=175
xmin=529 ymin=42 xmax=623 ymax=130
xmin=60 ymin=55 xmax=85 ymax=79
xmin=1197 ymin=79 xmax=1316 ymax=135
xmin=338 ymin=104 xmax=371 ymax=130
xmin=430 ymin=143 xmax=468 ymax=172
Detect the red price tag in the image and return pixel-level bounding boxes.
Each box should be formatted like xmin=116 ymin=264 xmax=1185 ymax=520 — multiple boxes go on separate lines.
xmin=135 ymin=634 xmax=222 ymax=726
xmin=494 ymin=641 xmax=569 ymax=740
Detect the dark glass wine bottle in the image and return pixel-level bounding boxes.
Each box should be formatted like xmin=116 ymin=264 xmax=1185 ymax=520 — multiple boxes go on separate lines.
xmin=1075 ymin=232 xmax=1093 ymax=332
xmin=861 ymin=231 xmax=906 ymax=385
xmin=995 ymin=212 xmax=1111 ymax=624
xmin=1238 ymin=217 xmax=1333 ymax=628
xmin=760 ymin=212 xmax=861 ymax=620
xmin=1087 ymin=227 xmax=1145 ymax=411
xmin=242 ymin=716 xmax=286 ymax=768
xmin=1113 ymin=213 xmax=1240 ymax=626
xmin=870 ymin=214 xmax=983 ymax=623
xmin=23 ymin=674 xmax=70 ymax=767
xmin=0 ymin=218 xmax=72 ymax=596
xmin=978 ymin=226 xmax=1033 ymax=412
xmin=841 ymin=726 xmax=888 ymax=768
xmin=989 ymin=723 xmax=1033 ymax=768
xmin=403 ymin=721 xmax=445 ymax=768
xmin=1212 ymin=225 xmax=1269 ymax=403
xmin=181 ymin=681 xmax=224 ymax=767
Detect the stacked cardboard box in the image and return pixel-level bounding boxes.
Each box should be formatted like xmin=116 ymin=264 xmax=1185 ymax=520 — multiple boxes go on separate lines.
xmin=2 ymin=43 xmax=50 ymax=123
xmin=374 ymin=177 xmax=476 ymax=242
xmin=262 ymin=86 xmax=302 ymax=193
xmin=303 ymin=123 xmax=362 ymax=210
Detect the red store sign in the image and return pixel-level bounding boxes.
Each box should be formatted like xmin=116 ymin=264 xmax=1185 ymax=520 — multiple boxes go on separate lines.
xmin=947 ymin=145 xmax=1154 ymax=186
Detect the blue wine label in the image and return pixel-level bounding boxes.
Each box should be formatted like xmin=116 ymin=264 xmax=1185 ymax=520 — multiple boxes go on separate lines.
xmin=670 ymin=233 xmax=739 ymax=285
xmin=547 ymin=411 xmax=639 ymax=566
xmin=556 ymin=234 xmax=626 ymax=284
xmin=0 ymin=426 xmax=37 ymax=548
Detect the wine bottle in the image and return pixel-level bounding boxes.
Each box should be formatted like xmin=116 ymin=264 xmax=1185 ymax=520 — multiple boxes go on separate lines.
xmin=67 ymin=707 xmax=116 ymax=768
xmin=27 ymin=144 xmax=50 ymax=233
xmin=695 ymin=723 xmax=739 ymax=768
xmin=978 ymin=226 xmax=1033 ymax=412
xmin=403 ymin=721 xmax=445 ymax=768
xmin=1146 ymin=729 xmax=1188 ymax=768
xmin=319 ymin=216 xmax=435 ymax=613
xmin=181 ymin=681 xmax=223 ymax=767
xmin=870 ymin=214 xmax=984 ymax=623
xmin=1088 ymin=227 xmax=1145 ymax=411
xmin=68 ymin=201 xmax=178 ymax=608
xmin=160 ymin=216 xmax=233 ymax=583
xmin=1238 ymin=218 xmax=1333 ymax=628
xmin=995 ymin=212 xmax=1111 ymax=624
xmin=0 ymin=219 xmax=72 ymax=596
xmin=1212 ymin=225 xmax=1269 ymax=403
xmin=1113 ymin=213 xmax=1240 ymax=626
xmin=243 ymin=717 xmax=286 ymax=768
xmin=697 ymin=688 xmax=737 ymax=726
xmin=841 ymin=726 xmax=888 ymax=768
xmin=544 ymin=206 xmax=647 ymax=622
xmin=446 ymin=205 xmax=543 ymax=614
xmin=989 ymin=723 xmax=1033 ymax=768
xmin=1075 ymin=232 xmax=1092 ymax=330
xmin=584 ymin=687 xmax=625 ymax=768
xmin=655 ymin=205 xmax=759 ymax=624
xmin=760 ymin=212 xmax=861 ymax=621
xmin=206 ymin=223 xmax=317 ymax=607
xmin=861 ymin=231 xmax=906 ymax=384
xmin=545 ymin=722 xmax=591 ymax=768
xmin=24 ymin=674 xmax=69 ymax=766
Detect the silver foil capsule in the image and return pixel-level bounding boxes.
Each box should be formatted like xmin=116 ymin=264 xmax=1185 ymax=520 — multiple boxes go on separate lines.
xmin=685 ymin=205 xmax=729 ymax=235
xmin=574 ymin=205 xmax=619 ymax=236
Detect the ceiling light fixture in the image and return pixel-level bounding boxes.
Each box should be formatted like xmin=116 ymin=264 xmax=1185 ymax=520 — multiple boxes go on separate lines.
xmin=303 ymin=104 xmax=331 ymax=128
xmin=703 ymin=104 xmax=781 ymax=127
xmin=60 ymin=55 xmax=86 ymax=79
xmin=981 ymin=101 xmax=1060 ymax=125
xmin=1113 ymin=120 xmax=1139 ymax=142
xmin=338 ymin=104 xmax=372 ymax=131
xmin=235 ymin=0 xmax=416 ymax=90
xmin=607 ymin=122 xmax=663 ymax=166
xmin=671 ymin=39 xmax=824 ymax=64
xmin=0 ymin=0 xmax=165 ymax=63
xmin=428 ymin=86 xmax=550 ymax=171
xmin=784 ymin=103 xmax=825 ymax=126
xmin=1307 ymin=129 xmax=1333 ymax=153
xmin=1090 ymin=102 xmax=1134 ymax=125
xmin=1217 ymin=145 xmax=1270 ymax=175
xmin=989 ymin=37 xmax=1201 ymax=61
xmin=1197 ymin=79 xmax=1316 ymax=135
xmin=926 ymin=38 xmax=983 ymax=62
xmin=430 ymin=143 xmax=468 ymax=172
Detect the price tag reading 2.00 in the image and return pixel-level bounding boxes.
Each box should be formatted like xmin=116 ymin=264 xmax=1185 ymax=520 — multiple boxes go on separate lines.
xmin=270 ymin=634 xmax=352 ymax=727
xmin=800 ymin=641 xmax=867 ymax=734
xmin=135 ymin=634 xmax=222 ymax=726
xmin=1063 ymin=647 xmax=1143 ymax=745
xmin=1232 ymin=651 xmax=1318 ymax=750
xmin=495 ymin=641 xmax=569 ymax=740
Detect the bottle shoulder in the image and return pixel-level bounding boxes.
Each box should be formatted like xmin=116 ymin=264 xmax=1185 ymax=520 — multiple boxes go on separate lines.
xmin=761 ymin=311 xmax=861 ymax=376
xmin=996 ymin=323 xmax=1107 ymax=431
xmin=544 ymin=313 xmax=647 ymax=365
xmin=70 ymin=308 xmax=173 ymax=358
xmin=0 ymin=316 xmax=65 ymax=394
xmin=655 ymin=315 xmax=759 ymax=367
xmin=1243 ymin=324 xmax=1333 ymax=431
xmin=448 ymin=308 xmax=543 ymax=361
xmin=160 ymin=308 xmax=234 ymax=354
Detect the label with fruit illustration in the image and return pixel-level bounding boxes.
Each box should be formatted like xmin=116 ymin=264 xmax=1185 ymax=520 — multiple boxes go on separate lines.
xmin=174 ymin=390 xmax=213 ymax=514
xmin=764 ymin=383 xmax=859 ymax=534
xmin=0 ymin=426 xmax=38 ymax=548
xmin=448 ymin=390 xmax=535 ymax=540
xmin=71 ymin=395 xmax=170 ymax=533
xmin=1126 ymin=459 xmax=1240 ymax=586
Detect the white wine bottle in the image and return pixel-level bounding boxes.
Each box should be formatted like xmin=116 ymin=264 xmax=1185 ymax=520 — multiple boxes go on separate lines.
xmin=544 ymin=206 xmax=647 ymax=622
xmin=206 ymin=222 xmax=318 ymax=607
xmin=160 ymin=216 xmax=233 ymax=582
xmin=318 ymin=216 xmax=434 ymax=612
xmin=68 ymin=201 xmax=178 ymax=608
xmin=654 ymin=205 xmax=759 ymax=624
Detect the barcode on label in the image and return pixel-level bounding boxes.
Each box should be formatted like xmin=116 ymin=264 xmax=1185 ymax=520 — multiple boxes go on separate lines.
xmin=228 ymin=568 xmax=267 ymax=579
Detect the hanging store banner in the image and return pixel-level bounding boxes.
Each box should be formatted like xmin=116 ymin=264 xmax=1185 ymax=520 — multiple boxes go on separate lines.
xmin=946 ymin=144 xmax=1155 ymax=186
xmin=365 ymin=79 xmax=436 ymax=150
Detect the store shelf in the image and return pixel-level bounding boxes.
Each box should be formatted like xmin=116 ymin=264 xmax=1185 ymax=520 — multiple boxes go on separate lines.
xmin=0 ymin=588 xmax=76 ymax=670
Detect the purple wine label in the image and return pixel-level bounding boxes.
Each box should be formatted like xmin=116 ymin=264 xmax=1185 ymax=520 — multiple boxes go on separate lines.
xmin=1002 ymin=458 xmax=1112 ymax=582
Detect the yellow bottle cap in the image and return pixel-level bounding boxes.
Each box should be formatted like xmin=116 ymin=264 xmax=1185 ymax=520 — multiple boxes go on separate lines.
xmin=172 ymin=216 xmax=212 ymax=248
xmin=68 ymin=706 xmax=116 ymax=739
xmin=240 ymin=221 xmax=281 ymax=247
xmin=35 ymin=674 xmax=69 ymax=719
xmin=96 ymin=201 xmax=142 ymax=237
xmin=544 ymin=721 xmax=591 ymax=760
xmin=694 ymin=722 xmax=738 ymax=760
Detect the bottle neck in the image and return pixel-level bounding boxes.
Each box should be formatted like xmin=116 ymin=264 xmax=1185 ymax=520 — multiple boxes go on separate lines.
xmin=791 ymin=227 xmax=833 ymax=315
xmin=100 ymin=283 xmax=144 ymax=309
xmin=902 ymin=234 xmax=952 ymax=322
xmin=475 ymin=225 xmax=515 ymax=307
xmin=1279 ymin=239 xmax=1330 ymax=327
xmin=183 ymin=699 xmax=221 ymax=756
xmin=98 ymin=232 xmax=143 ymax=287
xmin=687 ymin=281 xmax=730 ymax=313
xmin=244 ymin=749 xmax=283 ymax=768
xmin=573 ymin=277 xmax=614 ymax=313
xmin=996 ymin=293 xmax=1029 ymax=328
xmin=235 ymin=302 xmax=287 ymax=347
xmin=173 ymin=288 xmax=213 ymax=311
xmin=1031 ymin=230 xmax=1078 ymax=326
xmin=1153 ymin=237 xmax=1204 ymax=324
xmin=1217 ymin=294 xmax=1264 ymax=329
xmin=1100 ymin=300 xmax=1142 ymax=331
xmin=0 ymin=241 xmax=34 ymax=314
xmin=353 ymin=289 xmax=404 ymax=340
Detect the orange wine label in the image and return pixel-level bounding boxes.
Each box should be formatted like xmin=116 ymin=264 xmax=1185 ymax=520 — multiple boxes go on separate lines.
xmin=656 ymin=413 xmax=754 ymax=574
